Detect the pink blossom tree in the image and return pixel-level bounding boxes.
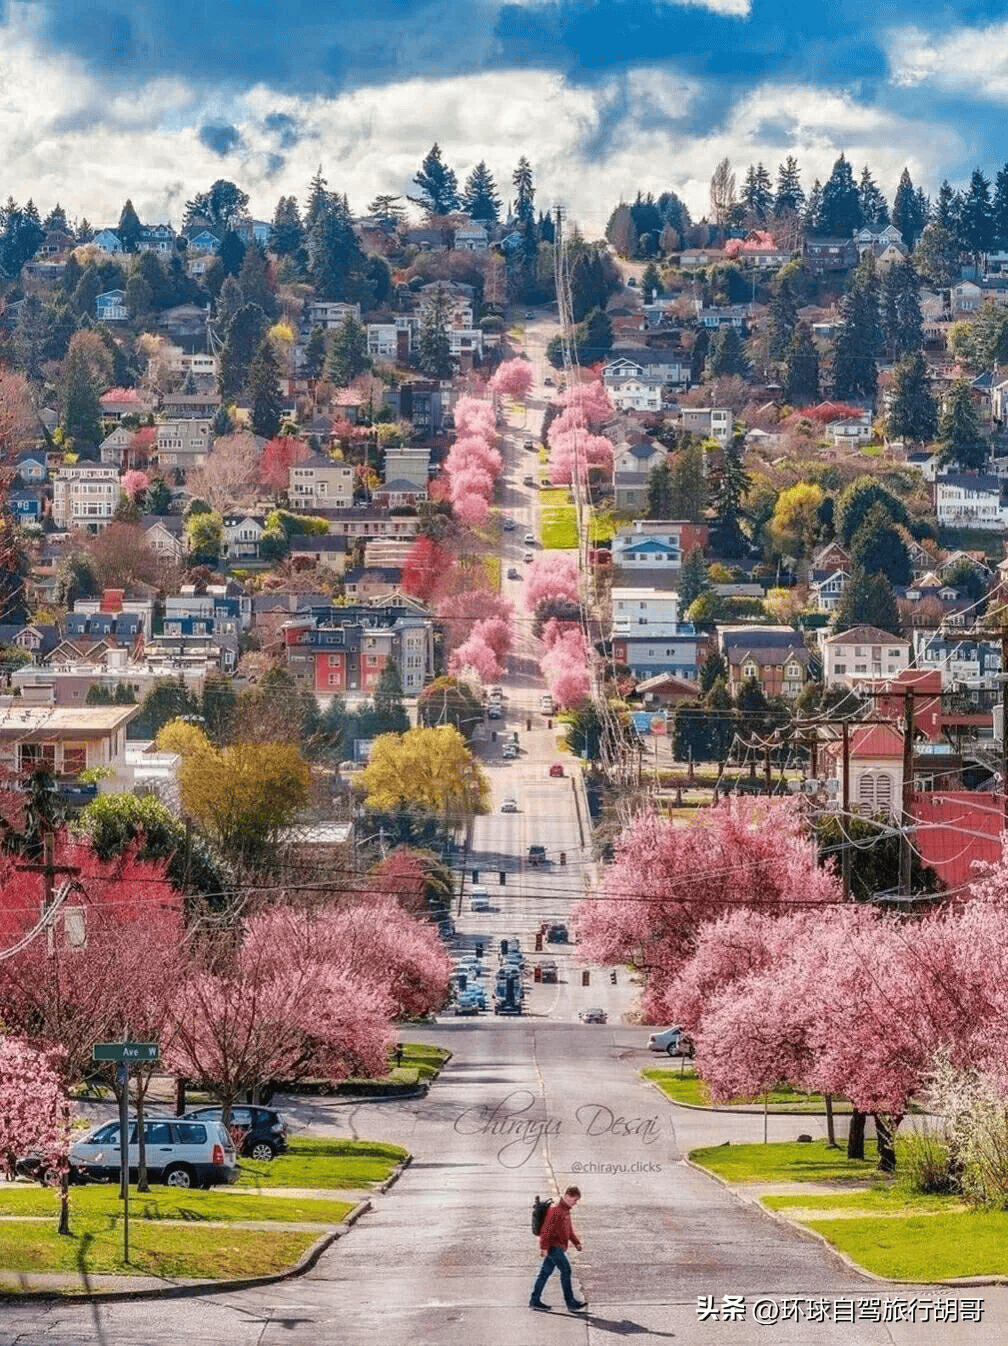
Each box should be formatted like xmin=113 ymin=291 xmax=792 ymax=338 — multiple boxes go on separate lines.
xmin=454 ymin=395 xmax=497 ymax=441
xmin=121 ymin=468 xmax=149 ymax=501
xmin=0 ymin=1037 xmax=73 ymax=1191
xmin=448 ymin=615 xmax=513 ymax=683
xmin=525 ymin=554 xmax=580 ymax=612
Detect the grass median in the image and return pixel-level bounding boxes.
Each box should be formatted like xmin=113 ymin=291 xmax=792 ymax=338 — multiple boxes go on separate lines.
xmin=236 ymin=1137 xmax=407 ymax=1190
xmin=690 ymin=1139 xmax=1008 ymax=1281
xmin=644 ymin=1067 xmax=853 ymax=1113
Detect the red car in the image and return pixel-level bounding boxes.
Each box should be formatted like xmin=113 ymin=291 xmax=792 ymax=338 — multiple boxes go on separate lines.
xmin=548 ymin=763 xmax=564 ymax=778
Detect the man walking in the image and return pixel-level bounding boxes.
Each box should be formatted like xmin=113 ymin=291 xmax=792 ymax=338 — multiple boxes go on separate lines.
xmin=530 ymin=1185 xmax=586 ymax=1312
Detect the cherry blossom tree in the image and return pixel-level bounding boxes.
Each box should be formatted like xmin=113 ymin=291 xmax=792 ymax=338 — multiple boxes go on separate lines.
xmin=448 ymin=615 xmax=513 ymax=683
xmin=186 ymin=432 xmax=260 ymax=512
xmin=402 ymin=536 xmax=452 ymax=603
xmin=0 ymin=1037 xmax=72 ymax=1184
xmin=453 ymin=394 xmax=496 ymax=441
xmin=525 ymin=554 xmax=580 ymax=611
xmin=121 ymin=468 xmax=148 ymax=501
xmin=257 ymin=435 xmax=311 ymax=495
xmin=437 ymin=589 xmax=514 ymax=661
xmin=540 ymin=623 xmax=590 ymax=707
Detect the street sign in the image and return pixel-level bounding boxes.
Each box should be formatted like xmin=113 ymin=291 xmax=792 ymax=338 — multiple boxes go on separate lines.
xmin=93 ymin=1042 xmax=159 ymax=1063
xmin=650 ymin=715 xmax=668 ymax=736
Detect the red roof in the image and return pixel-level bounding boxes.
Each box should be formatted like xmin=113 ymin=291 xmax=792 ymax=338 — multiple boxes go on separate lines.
xmin=911 ymin=792 xmax=1005 ymax=892
xmin=849 ymin=724 xmax=904 ymax=759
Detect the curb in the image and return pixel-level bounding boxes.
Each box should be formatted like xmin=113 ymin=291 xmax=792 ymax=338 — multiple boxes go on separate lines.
xmin=0 ymin=1194 xmax=380 ymax=1304
xmin=377 ymin=1154 xmax=413 ymax=1194
xmin=642 ymin=1071 xmax=854 ymax=1117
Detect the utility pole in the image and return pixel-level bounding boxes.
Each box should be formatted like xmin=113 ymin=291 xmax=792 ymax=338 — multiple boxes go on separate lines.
xmin=1001 ymin=626 xmax=1008 ymax=830
xmin=841 ymin=720 xmax=851 ymax=901
xmin=899 ymin=686 xmax=915 ymax=900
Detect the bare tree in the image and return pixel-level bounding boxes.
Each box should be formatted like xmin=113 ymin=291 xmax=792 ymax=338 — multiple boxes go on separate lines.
xmin=185 ymin=432 xmax=260 ymax=512
xmin=709 ymin=157 xmax=737 ymax=229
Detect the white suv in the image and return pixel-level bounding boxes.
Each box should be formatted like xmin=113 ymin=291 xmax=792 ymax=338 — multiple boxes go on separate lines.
xmin=647 ymin=1026 xmax=695 ymax=1057
xmin=70 ymin=1117 xmax=238 ymax=1188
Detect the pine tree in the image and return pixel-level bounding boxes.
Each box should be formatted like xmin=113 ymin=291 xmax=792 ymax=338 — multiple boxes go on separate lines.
xmin=833 ymin=567 xmax=902 ymax=635
xmin=857 ymin=166 xmax=889 ymax=230
xmin=939 ymin=380 xmax=986 ymax=471
xmin=784 ymin=323 xmax=819 ymax=404
xmin=880 ymin=259 xmax=923 ymax=360
xmin=269 ymin=195 xmax=305 ymax=260
xmin=367 ymin=194 xmax=406 ymax=230
xmin=774 ymin=156 xmax=805 ymax=216
xmin=768 ymin=278 xmax=798 ymax=361
xmin=249 ymin=337 xmax=283 ymax=439
xmin=742 ymin=163 xmax=773 ymax=222
xmin=512 ymin=157 xmax=535 ymax=225
xmin=892 ymin=168 xmax=926 ymax=249
xmin=411 ymin=144 xmax=460 ymax=216
xmin=690 ymin=327 xmax=709 ymax=384
xmin=993 ymin=164 xmax=1008 ymax=253
xmin=935 ymin=180 xmax=960 ymax=231
xmin=60 ymin=342 xmax=102 ymax=447
xmin=832 ymin=253 xmax=882 ymax=401
xmin=309 ymin=193 xmax=370 ymax=304
xmin=218 ymin=302 xmax=268 ymax=400
xmin=461 ymin=161 xmax=501 ymax=222
xmin=326 ymin=313 xmax=370 ymax=387
xmin=304 ymin=166 xmax=330 ymax=233
xmin=819 ymin=154 xmax=862 ymax=238
xmin=418 ymin=288 xmax=452 ymax=378
xmin=803 ymin=180 xmax=824 ymax=235
xmin=887 ymin=351 xmax=937 ymax=444
xmin=961 ymin=167 xmax=994 ymax=263
xmin=707 ymin=325 xmax=750 ymax=378
xmin=117 ymin=199 xmax=142 ymax=253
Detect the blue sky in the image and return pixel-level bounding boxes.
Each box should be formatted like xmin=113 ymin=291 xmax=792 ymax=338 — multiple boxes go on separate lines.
xmin=3 ymin=0 xmax=1008 ymax=232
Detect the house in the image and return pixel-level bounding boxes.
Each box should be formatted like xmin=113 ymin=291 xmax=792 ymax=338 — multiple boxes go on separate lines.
xmin=288 ymin=534 xmax=350 ymax=571
xmin=222 ymin=514 xmax=265 ymax=561
xmin=679 ymin=248 xmax=728 ymax=269
xmin=803 ymin=237 xmax=858 ymax=274
xmin=820 ymin=405 xmax=873 ymax=445
xmin=935 ymin=472 xmax=1008 ymax=529
xmin=853 ymin=223 xmax=908 ymax=266
xmin=810 ymin=540 xmax=851 ymax=574
xmin=95 ymin=290 xmax=128 ymax=322
xmin=809 ymin=568 xmax=849 ymax=613
xmin=383 ymin=445 xmax=431 ymax=489
xmin=634 ymin=671 xmax=703 ymax=707
xmin=138 ymin=224 xmax=175 ymax=255
xmin=305 ymin=301 xmax=362 ymax=331
xmin=612 ymin=468 xmax=650 ymax=511
xmin=155 ymin=419 xmax=212 ymax=470
xmin=822 ymin=723 xmax=905 ymax=818
xmin=51 ymin=464 xmax=121 ymax=532
xmin=454 ymin=223 xmax=489 ymax=252
xmin=99 ymin=424 xmax=135 ymax=466
xmin=367 ymin=323 xmax=411 ymax=362
xmin=91 ymin=229 xmax=123 ymax=254
xmin=318 ymin=508 xmax=420 ymax=542
xmin=611 ymin=520 xmax=709 ymax=576
xmin=913 ymin=629 xmax=1003 ymax=692
xmin=160 ymin=390 xmax=221 ymax=419
xmin=696 ymin=303 xmax=751 ymax=330
xmin=613 ymin=441 xmax=665 ymax=480
xmin=950 ymin=281 xmax=982 ymax=317
xmin=0 ymin=703 xmax=139 ymax=792
xmin=404 ymin=227 xmax=447 ymax=253
xmin=417 ymin=285 xmax=474 ymax=330
xmin=905 ymin=448 xmax=941 ymax=483
xmin=156 ymin=304 xmax=210 ymax=344
xmin=12 ymin=624 xmax=59 ymax=662
xmin=446 ymin=327 xmax=483 ymax=362
xmin=342 ymin=567 xmax=404 ymax=601
xmin=820 ymin=625 xmax=912 ymax=689
xmin=382 ymin=381 xmax=447 ymax=435
xmin=611 ymin=624 xmax=706 ymax=682
xmin=142 ymin=514 xmax=185 ymax=564
xmin=99 ymin=387 xmax=156 ymax=421
xmin=372 ymin=479 xmax=427 ymax=509
xmin=611 ymin=587 xmax=680 ymax=638
xmin=723 ymin=231 xmax=792 ymax=268
xmin=678 ymin=406 xmax=731 ymax=445
xmin=186 ymin=230 xmax=220 ymax=254
xmin=602 ymin=359 xmax=664 ymax=412
xmin=284 ymin=606 xmax=436 ymax=696
xmin=606 ymin=349 xmax=691 ymax=388
xmin=718 ymin=625 xmax=809 ymax=699
xmin=8 ymin=488 xmax=44 ymax=523
xmin=153 ymin=346 xmax=219 ymax=382
xmin=13 ymin=452 xmax=48 ymax=485
xmin=290 ymin=454 xmax=354 ymax=511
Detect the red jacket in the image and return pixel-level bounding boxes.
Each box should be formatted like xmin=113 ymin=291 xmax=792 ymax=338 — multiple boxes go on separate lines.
xmin=539 ymin=1200 xmax=581 ymax=1254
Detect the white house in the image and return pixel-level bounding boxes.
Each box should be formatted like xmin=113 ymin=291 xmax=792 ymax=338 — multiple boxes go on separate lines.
xmin=306 ymin=301 xmax=362 ymax=330
xmin=935 ymin=472 xmax=1008 ymax=529
xmin=808 ymin=569 xmax=849 ymax=613
xmin=820 ymin=625 xmax=912 ymax=690
xmin=611 ymin=520 xmax=708 ymax=573
xmin=611 ymin=587 xmax=680 ymax=638
xmin=602 ymin=359 xmax=663 ymax=412
xmin=951 ymin=281 xmax=982 ymax=317
xmin=454 ymin=223 xmax=489 ymax=252
xmin=95 ymin=290 xmax=128 ymax=322
xmin=367 ymin=324 xmax=410 ymax=360
xmin=52 ymin=464 xmax=122 ymax=532
xmin=222 ymin=514 xmax=265 ymax=560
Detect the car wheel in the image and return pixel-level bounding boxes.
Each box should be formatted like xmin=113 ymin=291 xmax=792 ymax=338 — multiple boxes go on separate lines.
xmin=163 ymin=1164 xmax=194 ymax=1189
xmin=666 ymin=1042 xmax=678 ymax=1057
xmin=249 ymin=1140 xmax=276 ymax=1162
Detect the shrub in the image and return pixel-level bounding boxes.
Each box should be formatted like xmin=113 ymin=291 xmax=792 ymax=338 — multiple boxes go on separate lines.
xmin=901 ymin=1127 xmax=958 ymax=1196
xmin=925 ymin=1055 xmax=1008 ymax=1207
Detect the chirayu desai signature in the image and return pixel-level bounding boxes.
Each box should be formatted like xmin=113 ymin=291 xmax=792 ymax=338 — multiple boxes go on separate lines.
xmin=453 ymin=1089 xmax=663 ymax=1167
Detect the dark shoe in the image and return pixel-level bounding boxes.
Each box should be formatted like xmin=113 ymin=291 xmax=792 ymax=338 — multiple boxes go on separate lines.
xmin=529 ymin=1299 xmax=552 ymax=1311
xmin=567 ymin=1300 xmax=587 ymax=1311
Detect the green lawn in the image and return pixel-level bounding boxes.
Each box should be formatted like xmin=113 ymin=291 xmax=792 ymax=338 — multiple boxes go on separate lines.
xmin=0 ymin=1183 xmax=354 ymax=1225
xmin=235 ymin=1137 xmax=407 ymax=1191
xmin=541 ymin=506 xmax=578 ymax=549
xmin=689 ymin=1140 xmax=879 ymax=1185
xmin=802 ymin=1211 xmax=1008 ymax=1281
xmin=645 ymin=1068 xmax=853 ymax=1113
xmin=0 ymin=1218 xmax=317 ymax=1280
xmin=397 ymin=1043 xmax=449 ymax=1081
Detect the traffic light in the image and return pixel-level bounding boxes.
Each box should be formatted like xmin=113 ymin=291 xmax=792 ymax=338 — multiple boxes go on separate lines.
xmin=610 ymin=970 xmax=617 ymax=985
xmin=472 ymin=868 xmax=479 ymax=883
xmin=500 ymin=939 xmax=508 ymax=956
xmin=535 ymin=933 xmax=543 ymax=952
xmin=582 ymin=970 xmax=590 ymax=987
xmin=499 ymin=870 xmax=506 ymax=885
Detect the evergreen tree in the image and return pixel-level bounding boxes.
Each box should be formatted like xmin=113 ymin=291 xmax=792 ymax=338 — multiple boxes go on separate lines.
xmin=689 ymin=326 xmax=709 ymax=384
xmin=880 ymin=259 xmax=923 ymax=359
xmin=892 ymin=167 xmax=926 ymax=249
xmin=418 ymin=288 xmax=452 ymax=378
xmin=768 ymin=277 xmax=798 ymax=361
xmin=218 ymin=302 xmax=268 ymax=400
xmin=710 ymin=438 xmax=750 ymax=555
xmin=818 ymin=154 xmax=862 ymax=238
xmin=249 ymin=337 xmax=283 ymax=440
xmin=670 ymin=443 xmax=706 ymax=521
xmin=304 ymin=326 xmax=327 ymax=380
xmin=461 ymin=161 xmax=501 ymax=222
xmin=411 ymin=144 xmax=460 ymax=216
xmin=993 ymin=163 xmax=1008 ymax=253
xmin=914 ymin=220 xmax=961 ymax=288
xmin=833 ymin=567 xmax=901 ymax=635
xmin=857 ymin=166 xmax=889 ymax=230
xmin=367 ymin=194 xmax=406 ymax=230
xmin=268 ymin=195 xmax=306 ymax=261
xmin=935 ymin=180 xmax=961 ymax=232
xmin=512 ymin=157 xmax=535 ymax=225
xmin=832 ymin=252 xmax=882 ymax=401
xmin=961 ymin=167 xmax=994 ymax=263
xmin=887 ymin=351 xmax=937 ymax=444
xmin=647 ymin=458 xmax=672 ymax=518
xmin=742 ymin=163 xmax=773 ymax=222
xmin=183 ymin=180 xmax=249 ymax=233
xmin=678 ymin=548 xmax=709 ymax=609
xmin=774 ymin=156 xmax=805 ymax=216
xmin=374 ymin=661 xmax=409 ymax=735
xmin=309 ymin=192 xmax=371 ymax=304
xmin=117 ymin=198 xmax=142 ymax=253
xmin=236 ymin=241 xmax=276 ymax=318
xmin=640 ymin=261 xmax=663 ymax=302
xmin=803 ymin=179 xmax=824 ymax=235
xmin=849 ymin=501 xmax=911 ymax=586
xmin=60 ymin=342 xmax=102 ymax=447
xmin=938 ymin=380 xmax=986 ymax=471
xmin=304 ymin=165 xmax=330 ymax=234
xmin=784 ymin=322 xmax=819 ymax=404
xmin=707 ymin=325 xmax=750 ymax=378
xmin=326 ymin=313 xmax=370 ymax=387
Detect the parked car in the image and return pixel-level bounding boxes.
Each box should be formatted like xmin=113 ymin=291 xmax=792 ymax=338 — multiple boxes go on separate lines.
xmin=544 ymin=375 xmax=554 ymax=386
xmin=184 ymin=1105 xmax=288 ymax=1161
xmin=647 ymin=1026 xmax=695 ymax=1057
xmin=548 ymin=763 xmax=564 ymax=777
xmin=547 ymin=923 xmax=568 ymax=943
xmin=507 ymin=566 xmax=521 ymax=580
xmin=502 ymin=516 xmax=516 ymax=530
xmin=469 ymin=885 xmax=491 ymax=912
xmin=69 ymin=1118 xmax=237 ymax=1188
xmin=538 ymin=960 xmax=558 ymax=983
xmin=528 ymin=844 xmax=547 ymax=865
xmin=523 ymin=551 xmax=533 ymax=563
xmin=502 ymin=742 xmax=519 ymax=759
xmin=579 ymin=1008 xmax=607 ymax=1024
xmin=501 ymin=797 xmax=519 ymax=813
xmin=524 ymin=439 xmax=536 ymax=451
xmin=522 ymin=474 xmax=535 ymax=486
xmin=524 ymin=311 xmax=535 ymax=319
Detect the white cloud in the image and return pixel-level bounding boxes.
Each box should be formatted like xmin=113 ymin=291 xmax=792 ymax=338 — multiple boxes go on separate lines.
xmin=887 ymin=21 xmax=1008 ymax=100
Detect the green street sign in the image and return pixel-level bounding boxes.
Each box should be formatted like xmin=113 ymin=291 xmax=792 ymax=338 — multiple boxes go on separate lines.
xmin=92 ymin=1042 xmax=160 ymax=1063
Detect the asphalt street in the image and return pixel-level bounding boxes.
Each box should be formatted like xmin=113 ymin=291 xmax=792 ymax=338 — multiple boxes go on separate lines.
xmin=3 ymin=318 xmax=1005 ymax=1344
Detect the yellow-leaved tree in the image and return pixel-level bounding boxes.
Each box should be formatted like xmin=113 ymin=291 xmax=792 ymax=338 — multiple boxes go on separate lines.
xmin=156 ymin=720 xmax=312 ymax=866
xmin=358 ymin=726 xmax=490 ymax=821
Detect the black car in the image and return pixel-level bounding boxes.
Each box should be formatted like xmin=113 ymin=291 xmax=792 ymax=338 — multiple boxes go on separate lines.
xmin=184 ymin=1105 xmax=288 ymax=1161
xmin=547 ymin=923 xmax=569 ymax=943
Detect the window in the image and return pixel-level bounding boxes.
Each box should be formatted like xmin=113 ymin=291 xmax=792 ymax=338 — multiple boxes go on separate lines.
xmin=175 ymin=1123 xmax=208 ymax=1144
xmin=20 ymin=743 xmax=55 ymax=771
xmin=62 ymin=745 xmax=86 ymax=776
xmin=145 ymin=1122 xmax=172 ymax=1145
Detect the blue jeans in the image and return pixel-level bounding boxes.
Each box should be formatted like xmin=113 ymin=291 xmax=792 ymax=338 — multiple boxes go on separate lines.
xmin=532 ymin=1246 xmax=576 ymax=1306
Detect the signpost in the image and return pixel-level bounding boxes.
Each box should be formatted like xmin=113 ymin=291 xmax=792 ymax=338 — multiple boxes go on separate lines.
xmin=93 ymin=1043 xmax=159 ymax=1264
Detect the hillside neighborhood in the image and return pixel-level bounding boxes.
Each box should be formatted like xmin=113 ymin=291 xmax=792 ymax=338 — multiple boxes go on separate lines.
xmin=3 ymin=146 xmax=1008 ymax=1324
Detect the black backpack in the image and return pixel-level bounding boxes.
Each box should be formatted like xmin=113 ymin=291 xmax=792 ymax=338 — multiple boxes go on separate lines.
xmin=532 ymin=1194 xmax=552 ymax=1236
